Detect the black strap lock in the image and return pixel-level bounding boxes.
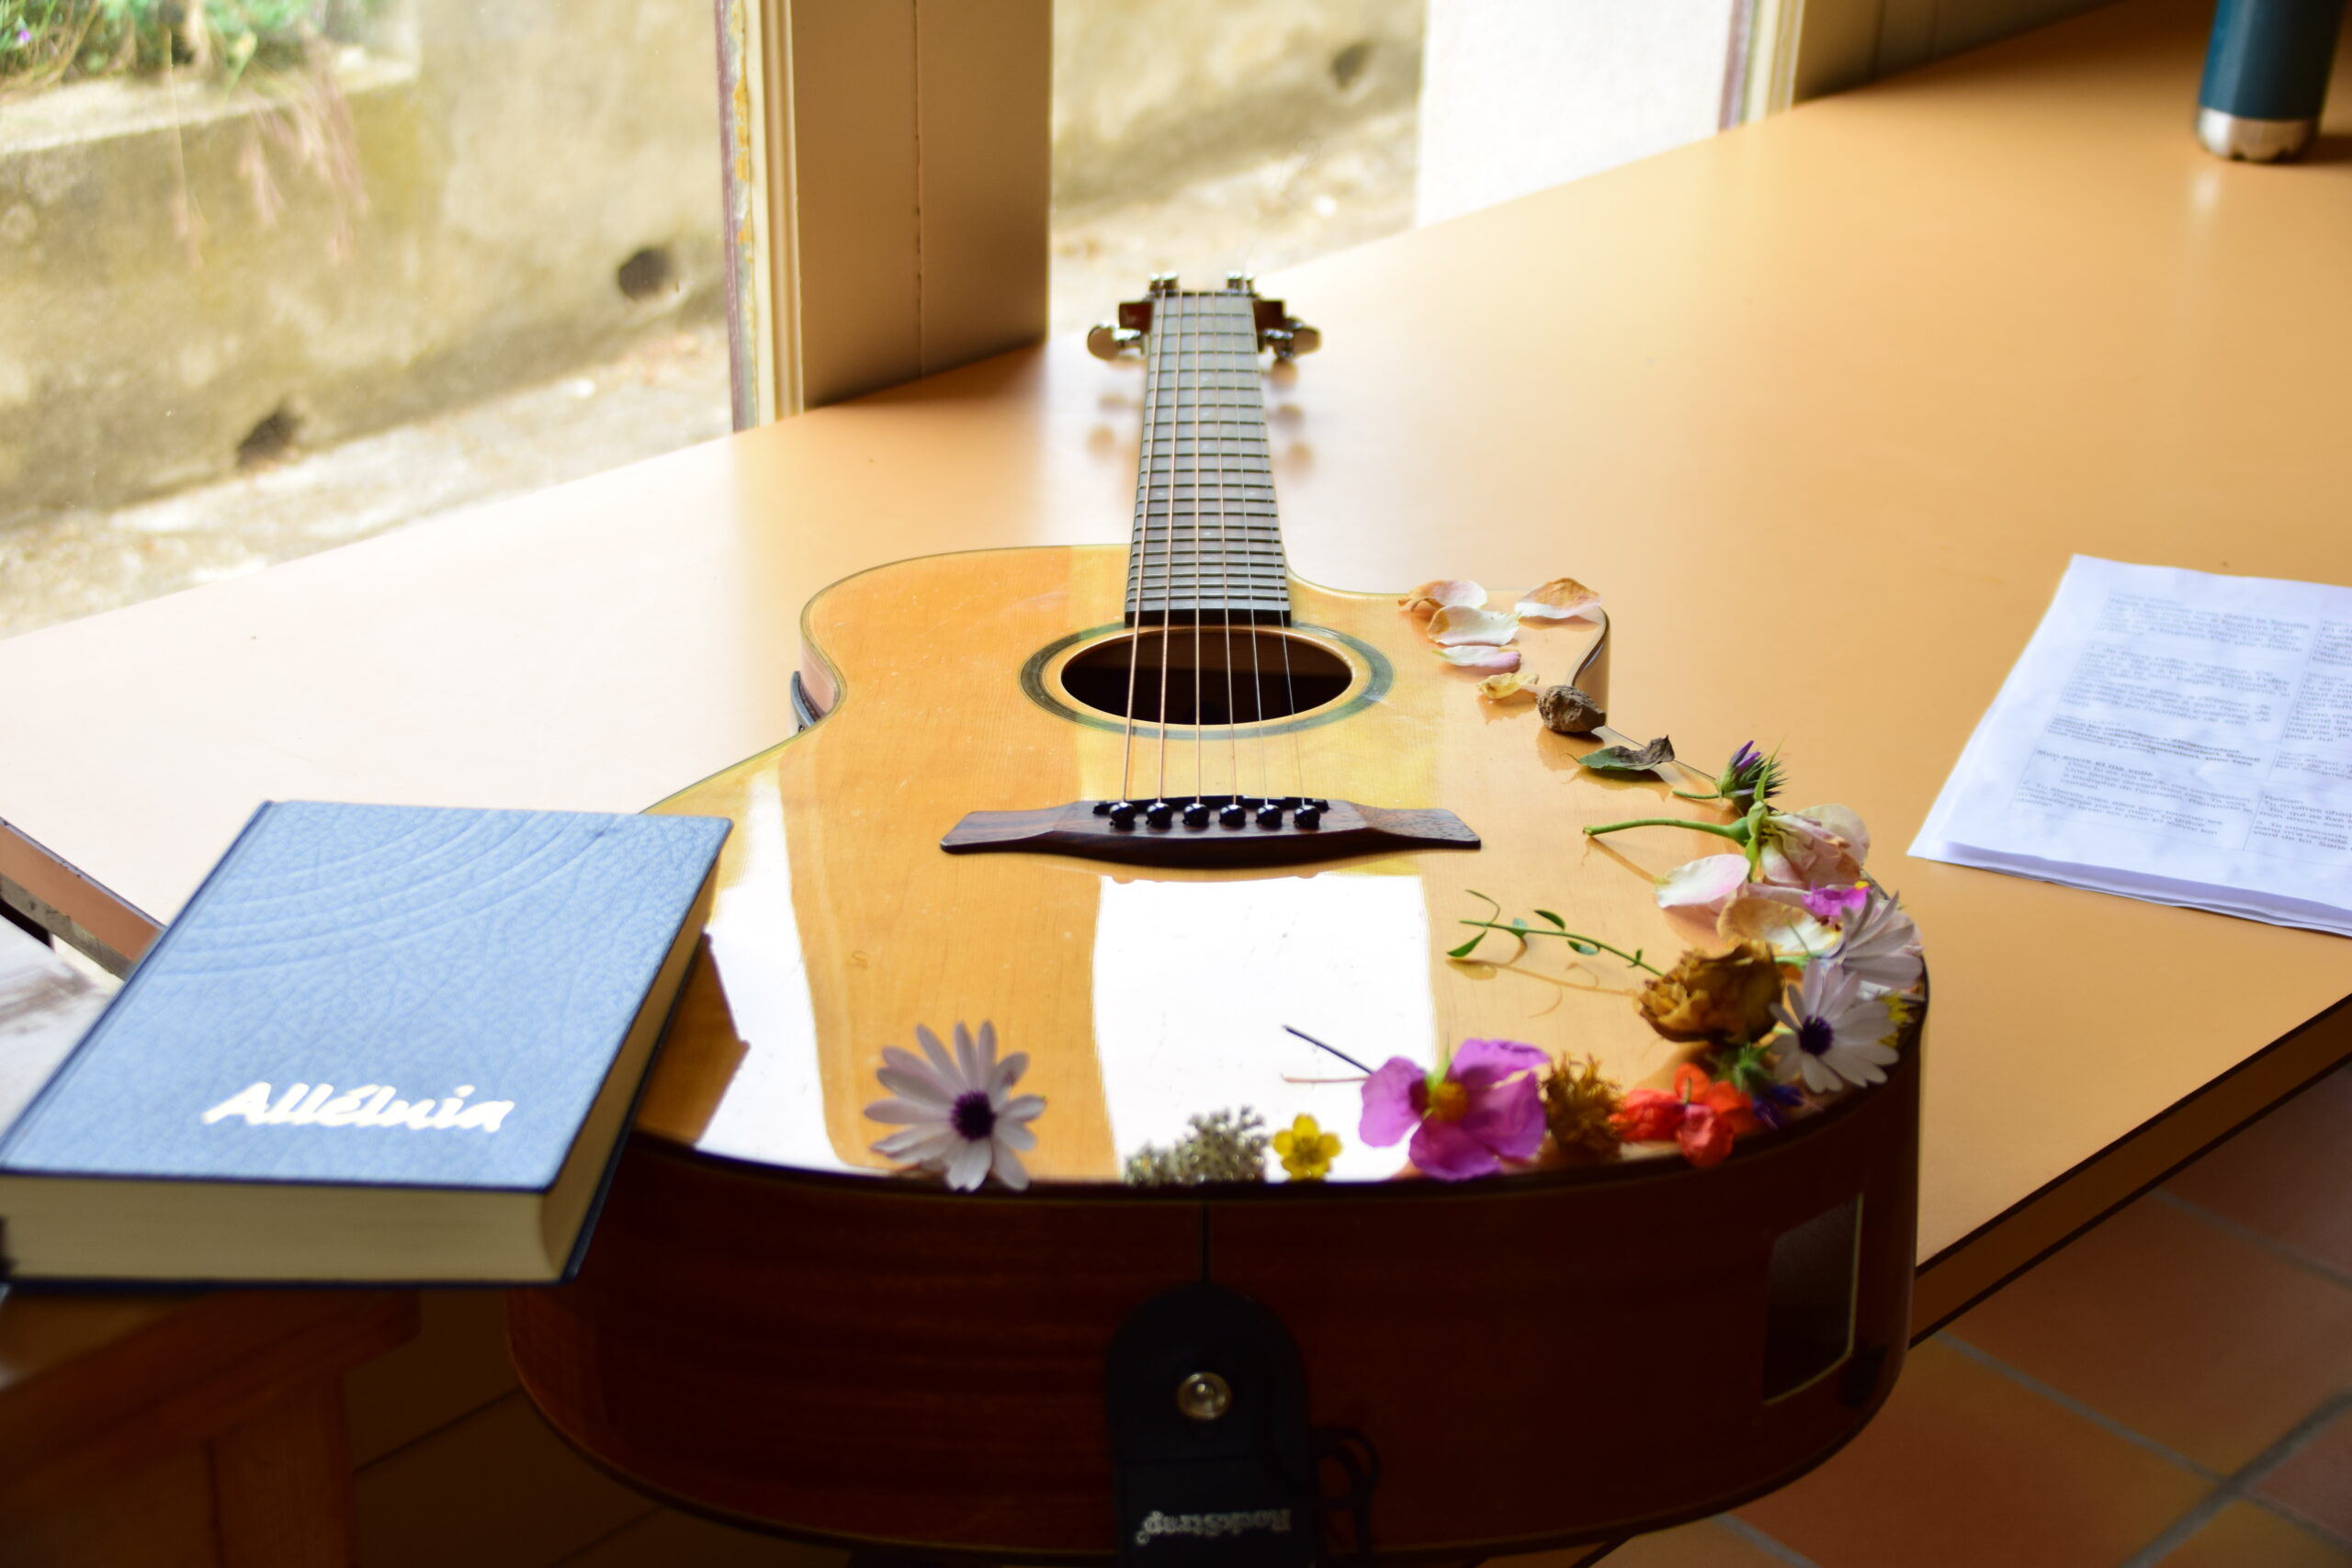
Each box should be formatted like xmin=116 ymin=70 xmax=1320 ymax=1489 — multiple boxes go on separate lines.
xmin=1106 ymin=1282 xmax=1317 ymax=1567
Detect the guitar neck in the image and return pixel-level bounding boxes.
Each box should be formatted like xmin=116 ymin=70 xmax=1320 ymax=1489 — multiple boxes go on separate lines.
xmin=1125 ymin=291 xmax=1290 ymax=627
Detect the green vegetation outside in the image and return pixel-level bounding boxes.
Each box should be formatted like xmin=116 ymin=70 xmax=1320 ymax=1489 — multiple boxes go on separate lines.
xmin=1 ymin=1 xmax=345 ymax=94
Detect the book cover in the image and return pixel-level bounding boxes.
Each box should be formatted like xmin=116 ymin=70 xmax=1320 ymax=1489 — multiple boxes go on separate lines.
xmin=0 ymin=800 xmax=729 ymax=1283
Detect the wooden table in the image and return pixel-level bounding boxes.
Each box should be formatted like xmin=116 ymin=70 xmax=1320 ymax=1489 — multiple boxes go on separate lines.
xmin=0 ymin=0 xmax=2346 ymax=1539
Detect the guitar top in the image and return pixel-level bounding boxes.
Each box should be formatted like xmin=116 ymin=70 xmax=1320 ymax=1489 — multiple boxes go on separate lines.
xmin=626 ymin=277 xmax=1715 ymax=1187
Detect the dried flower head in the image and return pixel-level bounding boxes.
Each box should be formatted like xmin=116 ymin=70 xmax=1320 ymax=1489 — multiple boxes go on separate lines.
xmin=1124 ymin=1109 xmax=1270 ymax=1186
xmin=1542 ymin=1055 xmax=1624 ymax=1164
xmin=1635 ymin=940 xmax=1785 ymax=1044
xmin=1537 ymin=683 xmax=1606 ymax=735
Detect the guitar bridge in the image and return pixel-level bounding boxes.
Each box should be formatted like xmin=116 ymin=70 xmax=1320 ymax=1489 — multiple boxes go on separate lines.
xmin=941 ymin=796 xmax=1477 ymax=868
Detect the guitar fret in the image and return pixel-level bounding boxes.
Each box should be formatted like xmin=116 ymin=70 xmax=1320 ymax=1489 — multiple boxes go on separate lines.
xmin=1126 ymin=293 xmax=1293 ymax=624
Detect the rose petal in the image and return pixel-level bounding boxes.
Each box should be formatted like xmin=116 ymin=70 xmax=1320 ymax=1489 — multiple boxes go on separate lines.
xmin=1654 ymin=854 xmax=1754 ymax=914
xmin=1435 ymin=644 xmax=1521 ymax=670
xmin=1515 ymin=576 xmax=1602 ymax=620
xmin=1399 ymin=579 xmax=1486 ymax=613
xmin=1718 ymin=885 xmax=1836 ymax=958
xmin=1428 ymin=605 xmax=1520 ymax=646
xmin=1477 ymin=669 xmax=1541 ymax=699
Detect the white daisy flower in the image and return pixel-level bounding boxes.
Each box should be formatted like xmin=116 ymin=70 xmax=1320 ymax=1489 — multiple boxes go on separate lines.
xmin=1771 ymin=960 xmax=1901 ymax=1092
xmin=1834 ymin=890 xmax=1924 ymax=995
xmin=865 ymin=1021 xmax=1045 ymax=1190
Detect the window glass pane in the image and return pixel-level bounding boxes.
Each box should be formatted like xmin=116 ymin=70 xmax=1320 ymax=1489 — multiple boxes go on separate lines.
xmin=1049 ymin=0 xmax=1746 ymax=331
xmin=0 ymin=0 xmax=727 ymax=637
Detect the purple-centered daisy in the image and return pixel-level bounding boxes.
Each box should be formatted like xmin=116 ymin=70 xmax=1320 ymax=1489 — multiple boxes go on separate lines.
xmin=865 ymin=1021 xmax=1044 ymax=1190
xmin=1770 ymin=960 xmax=1900 ymax=1093
xmin=1833 ymin=889 xmax=1924 ymax=994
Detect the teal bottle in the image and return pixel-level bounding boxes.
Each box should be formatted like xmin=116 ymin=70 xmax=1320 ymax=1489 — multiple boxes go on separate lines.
xmin=2197 ymin=0 xmax=2346 ymax=161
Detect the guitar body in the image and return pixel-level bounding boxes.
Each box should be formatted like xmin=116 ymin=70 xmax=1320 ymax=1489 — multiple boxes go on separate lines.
xmin=510 ymin=541 xmax=1925 ymax=1561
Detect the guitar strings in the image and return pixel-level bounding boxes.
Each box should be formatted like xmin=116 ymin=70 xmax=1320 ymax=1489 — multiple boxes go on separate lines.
xmin=1256 ymin=302 xmax=1306 ymax=802
xmin=1116 ymin=295 xmax=1161 ymax=807
xmin=1240 ymin=296 xmax=1274 ymax=808
xmin=1190 ymin=296 xmax=1207 ymax=809
xmin=1152 ymin=296 xmax=1178 ymax=807
xmin=1213 ymin=296 xmax=1240 ymax=806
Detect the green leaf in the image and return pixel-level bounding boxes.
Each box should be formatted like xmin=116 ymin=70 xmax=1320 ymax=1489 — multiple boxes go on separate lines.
xmin=1578 ymin=736 xmax=1677 ymax=778
xmin=1447 ymin=934 xmax=1486 ymax=958
xmin=1567 ymin=939 xmax=1599 ymax=955
xmin=1532 ymin=909 xmax=1566 ymax=929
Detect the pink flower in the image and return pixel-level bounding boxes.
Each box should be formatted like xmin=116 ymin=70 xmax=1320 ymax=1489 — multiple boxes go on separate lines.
xmin=1655 ymin=853 xmax=1755 ymax=914
xmin=1360 ymin=1039 xmax=1546 ymax=1180
xmin=1802 ymin=883 xmax=1871 ymax=921
xmin=1758 ymin=806 xmax=1870 ymax=887
xmin=1653 ymin=806 xmax=1873 ymax=917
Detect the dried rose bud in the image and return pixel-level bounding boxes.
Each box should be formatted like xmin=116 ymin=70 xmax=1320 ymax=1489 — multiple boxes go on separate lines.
xmin=1635 ymin=940 xmax=1784 ymax=1044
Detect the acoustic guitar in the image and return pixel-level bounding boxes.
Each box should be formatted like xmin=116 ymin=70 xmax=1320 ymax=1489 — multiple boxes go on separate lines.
xmin=511 ymin=278 xmax=1923 ymax=1563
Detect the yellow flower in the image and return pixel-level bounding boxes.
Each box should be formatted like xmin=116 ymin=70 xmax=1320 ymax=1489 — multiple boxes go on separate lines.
xmin=1272 ymin=1113 xmax=1342 ymax=1181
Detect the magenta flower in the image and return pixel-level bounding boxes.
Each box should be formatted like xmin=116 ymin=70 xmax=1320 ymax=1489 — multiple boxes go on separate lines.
xmin=1801 ymin=882 xmax=1871 ymax=921
xmin=1360 ymin=1039 xmax=1547 ymax=1180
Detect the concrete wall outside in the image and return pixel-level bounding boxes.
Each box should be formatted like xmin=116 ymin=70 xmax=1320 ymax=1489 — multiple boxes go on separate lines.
xmin=0 ymin=0 xmax=723 ymax=517
xmin=1052 ymin=0 xmax=1425 ymax=217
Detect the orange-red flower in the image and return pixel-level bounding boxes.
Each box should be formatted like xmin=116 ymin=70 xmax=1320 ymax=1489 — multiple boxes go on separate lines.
xmin=1607 ymin=1064 xmax=1758 ymax=1168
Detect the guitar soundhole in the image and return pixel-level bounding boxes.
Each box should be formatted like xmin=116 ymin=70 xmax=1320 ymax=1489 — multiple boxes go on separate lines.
xmin=1060 ymin=627 xmax=1352 ymax=723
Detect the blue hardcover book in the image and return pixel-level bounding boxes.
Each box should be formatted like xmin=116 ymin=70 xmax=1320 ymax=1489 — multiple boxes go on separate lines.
xmin=0 ymin=801 xmax=729 ymax=1284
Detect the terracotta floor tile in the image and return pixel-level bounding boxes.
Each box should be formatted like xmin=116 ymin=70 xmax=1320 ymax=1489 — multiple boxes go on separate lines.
xmin=2165 ymin=1066 xmax=2352 ymax=1279
xmin=2158 ymin=1502 xmax=2352 ymax=1568
xmin=1947 ymin=1195 xmax=2352 ymax=1472
xmin=1492 ymin=1519 xmax=1788 ymax=1568
xmin=1734 ymin=1338 xmax=2207 ymax=1568
xmin=2259 ymin=1406 xmax=2352 ymax=1545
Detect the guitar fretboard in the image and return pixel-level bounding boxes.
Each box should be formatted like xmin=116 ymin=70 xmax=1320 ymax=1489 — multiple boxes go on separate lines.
xmin=1125 ymin=293 xmax=1289 ymax=626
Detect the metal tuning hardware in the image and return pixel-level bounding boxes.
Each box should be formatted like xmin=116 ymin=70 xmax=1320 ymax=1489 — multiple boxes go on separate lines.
xmin=1086 ymin=321 xmax=1146 ymax=361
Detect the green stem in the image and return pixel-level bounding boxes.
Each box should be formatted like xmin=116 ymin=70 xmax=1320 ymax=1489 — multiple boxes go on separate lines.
xmin=1670 ymin=787 xmax=1724 ymax=802
xmin=1453 ymin=919 xmax=1664 ymax=976
xmin=1584 ymin=817 xmax=1749 ymax=841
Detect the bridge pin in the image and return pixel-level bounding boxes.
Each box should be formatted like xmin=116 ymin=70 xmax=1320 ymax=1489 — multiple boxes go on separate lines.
xmin=1293 ymin=805 xmax=1324 ymax=829
xmin=1218 ymin=803 xmax=1248 ymax=829
xmin=1182 ymin=802 xmax=1211 ymax=829
xmin=1254 ymin=803 xmax=1284 ymax=829
xmin=1145 ymin=801 xmax=1175 ymax=829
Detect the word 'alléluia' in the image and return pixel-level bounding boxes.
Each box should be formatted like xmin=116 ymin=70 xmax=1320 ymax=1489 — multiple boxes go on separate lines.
xmin=200 ymin=1082 xmax=514 ymax=1132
